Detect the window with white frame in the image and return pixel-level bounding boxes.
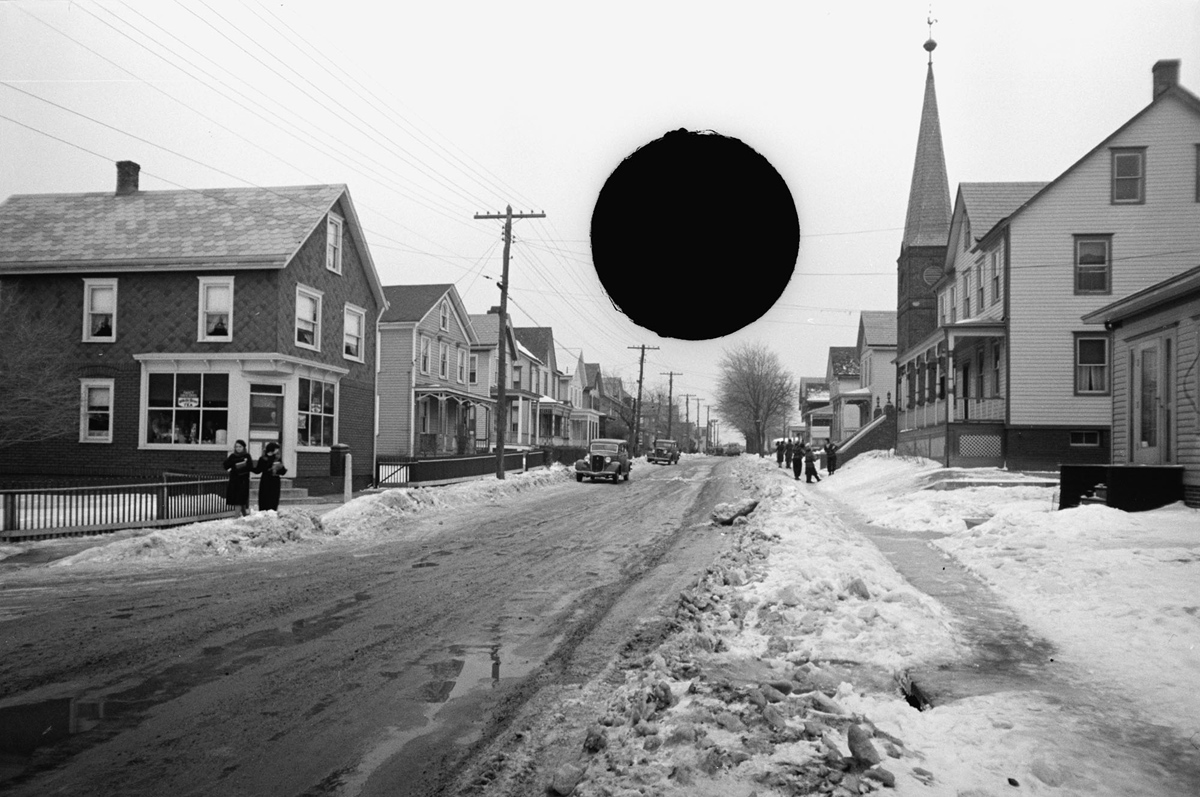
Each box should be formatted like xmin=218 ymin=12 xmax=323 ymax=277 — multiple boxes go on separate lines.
xmin=146 ymin=372 xmax=228 ymax=445
xmin=938 ymin=293 xmax=946 ymax=325
xmin=457 ymin=348 xmax=465 ymax=383
xmin=990 ymin=251 xmax=1000 ymax=305
xmin=83 ymin=278 xmax=117 ymax=342
xmin=512 ymin=365 xmax=522 ymax=389
xmin=440 ymin=300 xmax=449 ymax=331
xmin=295 ymin=285 xmax=322 ymax=349
xmin=80 ymin=379 xmax=114 ymax=442
xmin=949 ymin=285 xmax=957 ymax=323
xmin=993 ymin=341 xmax=1002 ymax=396
xmin=469 ymin=354 xmax=478 ymax=384
xmin=420 ymin=336 xmax=431 ymax=373
xmin=1074 ymin=235 xmax=1112 ymax=295
xmin=976 ymin=264 xmax=985 ymax=310
xmin=343 ymin=304 xmax=365 ymax=361
xmin=298 ymin=376 xmax=336 ymax=447
xmin=963 ymin=270 xmax=972 ymax=318
xmin=198 ymin=276 xmax=233 ymax=341
xmin=1111 ymin=148 xmax=1145 ymax=204
xmin=438 ymin=342 xmax=448 ymax=378
xmin=1074 ymin=334 xmax=1110 ymax=395
xmin=326 ymin=214 xmax=343 ymax=273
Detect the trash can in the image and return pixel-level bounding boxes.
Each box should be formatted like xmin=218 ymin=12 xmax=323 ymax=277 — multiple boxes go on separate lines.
xmin=330 ymin=443 xmax=350 ymax=477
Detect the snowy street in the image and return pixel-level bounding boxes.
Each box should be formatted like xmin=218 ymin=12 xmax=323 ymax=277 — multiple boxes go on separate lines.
xmin=2 ymin=452 xmax=1198 ymax=796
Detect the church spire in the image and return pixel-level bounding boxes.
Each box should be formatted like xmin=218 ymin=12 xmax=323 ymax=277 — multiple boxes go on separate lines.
xmin=902 ymin=22 xmax=951 ymax=250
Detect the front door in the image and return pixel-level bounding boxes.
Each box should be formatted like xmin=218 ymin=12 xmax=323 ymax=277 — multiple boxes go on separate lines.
xmin=1131 ymin=337 xmax=1172 ymax=465
xmin=249 ymin=383 xmax=284 ymax=460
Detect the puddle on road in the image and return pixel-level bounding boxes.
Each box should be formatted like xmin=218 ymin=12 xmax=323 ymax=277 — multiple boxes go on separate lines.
xmin=334 ymin=642 xmax=536 ymax=797
xmin=855 ymin=521 xmax=1200 ymax=791
xmin=0 ymin=594 xmax=369 ymax=788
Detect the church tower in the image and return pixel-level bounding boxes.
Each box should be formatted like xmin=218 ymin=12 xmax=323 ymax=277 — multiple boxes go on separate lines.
xmin=896 ymin=31 xmax=952 ymax=356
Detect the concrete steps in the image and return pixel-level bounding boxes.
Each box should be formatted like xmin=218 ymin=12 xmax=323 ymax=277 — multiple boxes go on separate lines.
xmin=248 ymin=477 xmax=331 ymax=506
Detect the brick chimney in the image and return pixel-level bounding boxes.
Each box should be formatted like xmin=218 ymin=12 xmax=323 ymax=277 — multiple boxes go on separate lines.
xmin=116 ymin=160 xmax=140 ymax=195
xmin=1152 ymin=59 xmax=1180 ymax=99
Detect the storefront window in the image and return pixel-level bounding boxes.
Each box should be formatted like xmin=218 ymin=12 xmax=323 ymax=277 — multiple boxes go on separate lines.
xmin=297 ymin=377 xmax=336 ymax=447
xmin=147 ymin=372 xmax=229 ymax=444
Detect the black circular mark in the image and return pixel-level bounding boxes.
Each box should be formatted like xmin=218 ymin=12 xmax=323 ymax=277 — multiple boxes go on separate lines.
xmin=591 ymin=128 xmax=799 ymax=340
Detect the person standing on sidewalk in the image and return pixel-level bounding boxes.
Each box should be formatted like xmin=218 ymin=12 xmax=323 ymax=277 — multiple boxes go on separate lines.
xmin=792 ymin=442 xmax=805 ymax=481
xmin=775 ymin=438 xmax=785 ymax=468
xmin=805 ymin=445 xmax=822 ymax=483
xmin=254 ymin=442 xmax=288 ymax=512
xmin=223 ymin=439 xmax=253 ymax=516
xmin=824 ymin=442 xmax=838 ymax=475
xmin=784 ymin=438 xmax=795 ymax=471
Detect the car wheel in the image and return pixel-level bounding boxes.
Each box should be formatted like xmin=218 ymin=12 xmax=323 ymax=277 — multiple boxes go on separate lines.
xmin=576 ymin=473 xmax=583 ymax=482
xmin=623 ymin=470 xmax=629 ymax=482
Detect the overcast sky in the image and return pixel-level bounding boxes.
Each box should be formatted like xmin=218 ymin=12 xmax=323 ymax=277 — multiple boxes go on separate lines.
xmin=2 ymin=0 xmax=1197 ymax=439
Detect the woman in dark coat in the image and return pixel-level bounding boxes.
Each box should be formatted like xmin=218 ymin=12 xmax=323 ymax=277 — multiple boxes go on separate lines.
xmin=223 ymin=439 xmax=253 ymax=516
xmin=824 ymin=442 xmax=838 ymax=475
xmin=775 ymin=439 xmax=785 ymax=468
xmin=805 ymin=445 xmax=822 ymax=483
xmin=792 ymin=442 xmax=805 ymax=480
xmin=254 ymin=442 xmax=288 ymax=512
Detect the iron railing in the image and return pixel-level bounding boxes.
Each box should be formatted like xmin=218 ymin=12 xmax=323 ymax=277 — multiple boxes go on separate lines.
xmin=1 ymin=473 xmax=234 ymax=541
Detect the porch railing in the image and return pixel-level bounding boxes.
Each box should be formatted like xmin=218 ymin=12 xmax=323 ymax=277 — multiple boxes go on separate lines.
xmin=898 ymin=400 xmax=948 ymax=430
xmin=1 ymin=473 xmax=234 ymax=541
xmin=954 ymin=397 xmax=1005 ymax=422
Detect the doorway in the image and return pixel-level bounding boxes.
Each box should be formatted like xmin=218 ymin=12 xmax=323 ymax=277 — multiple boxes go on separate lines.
xmin=1131 ymin=337 xmax=1172 ymax=465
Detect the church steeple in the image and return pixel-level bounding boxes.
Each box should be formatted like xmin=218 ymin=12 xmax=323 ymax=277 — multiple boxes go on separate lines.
xmin=896 ymin=24 xmax=952 ymax=358
xmin=902 ymin=31 xmax=951 ymax=250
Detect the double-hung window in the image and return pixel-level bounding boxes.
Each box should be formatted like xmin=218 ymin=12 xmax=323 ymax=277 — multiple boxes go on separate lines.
xmin=963 ymin=270 xmax=972 ymax=318
xmin=343 ymin=304 xmax=365 ymax=361
xmin=1074 ymin=334 xmax=1111 ymax=395
xmin=990 ymin=251 xmax=1000 ymax=305
xmin=81 ymin=379 xmax=114 ymax=443
xmin=198 ymin=276 xmax=233 ymax=341
xmin=457 ymin=348 xmax=466 ymax=383
xmin=83 ymin=278 xmax=117 ymax=342
xmin=326 ymin=214 xmax=343 ymax=274
xmin=1074 ymin=235 xmax=1112 ymax=295
xmin=976 ymin=265 xmax=985 ymax=311
xmin=298 ymin=377 xmax=336 ymax=447
xmin=420 ymin=336 xmax=431 ymax=373
xmin=469 ymin=354 xmax=478 ymax=385
xmin=295 ymin=285 xmax=322 ymax=349
xmin=1111 ymin=148 xmax=1145 ymax=204
xmin=439 ymin=342 xmax=449 ymax=379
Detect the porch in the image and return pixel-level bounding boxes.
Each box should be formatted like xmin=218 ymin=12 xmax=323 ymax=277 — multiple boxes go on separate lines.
xmin=415 ymin=385 xmax=494 ymax=457
xmin=535 ymin=395 xmax=573 ymax=447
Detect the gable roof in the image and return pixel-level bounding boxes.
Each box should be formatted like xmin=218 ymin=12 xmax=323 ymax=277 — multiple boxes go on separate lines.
xmin=514 ymin=327 xmax=556 ymax=367
xmin=0 ymin=184 xmax=347 ymax=271
xmin=858 ymin=311 xmax=897 ymax=348
xmin=469 ymin=313 xmax=500 ymax=345
xmin=957 ymin=182 xmax=1048 ymax=246
xmin=1001 ymin=75 xmax=1200 ymax=229
xmin=828 ymin=346 xmax=860 ymax=377
xmin=380 ymin=284 xmax=455 ymax=323
xmin=584 ymin=362 xmax=602 ymax=389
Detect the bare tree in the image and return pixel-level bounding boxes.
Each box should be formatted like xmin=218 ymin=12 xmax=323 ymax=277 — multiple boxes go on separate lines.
xmin=714 ymin=341 xmax=795 ymax=455
xmin=0 ymin=285 xmax=78 ymax=448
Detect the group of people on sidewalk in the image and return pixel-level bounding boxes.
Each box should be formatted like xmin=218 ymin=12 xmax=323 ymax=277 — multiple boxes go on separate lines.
xmin=775 ymin=437 xmax=837 ymax=483
xmin=222 ymin=440 xmax=289 ymax=515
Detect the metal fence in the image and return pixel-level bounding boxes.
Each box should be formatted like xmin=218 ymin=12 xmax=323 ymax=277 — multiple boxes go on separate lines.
xmin=376 ymin=450 xmax=547 ymax=486
xmin=1 ymin=473 xmax=234 ymax=541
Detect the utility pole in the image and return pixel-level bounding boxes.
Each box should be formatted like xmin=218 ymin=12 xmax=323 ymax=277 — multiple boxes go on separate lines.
xmin=474 ymin=205 xmax=545 ymax=479
xmin=660 ymin=371 xmax=681 ymax=439
xmin=679 ymin=393 xmax=694 ymax=450
xmin=628 ymin=345 xmax=659 ymax=455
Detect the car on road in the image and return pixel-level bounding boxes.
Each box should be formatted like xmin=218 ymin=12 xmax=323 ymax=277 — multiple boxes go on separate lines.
xmin=646 ymin=438 xmax=680 ymax=465
xmin=723 ymin=442 xmax=743 ymax=456
xmin=574 ymin=438 xmax=631 ymax=483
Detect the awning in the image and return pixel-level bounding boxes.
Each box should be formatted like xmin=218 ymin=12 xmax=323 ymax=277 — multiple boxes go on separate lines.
xmin=415 ymin=383 xmax=493 ymax=405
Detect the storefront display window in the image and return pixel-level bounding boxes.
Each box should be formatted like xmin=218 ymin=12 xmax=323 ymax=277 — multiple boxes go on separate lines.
xmin=147 ymin=372 xmax=229 ymax=444
xmin=297 ymin=377 xmax=336 ymax=447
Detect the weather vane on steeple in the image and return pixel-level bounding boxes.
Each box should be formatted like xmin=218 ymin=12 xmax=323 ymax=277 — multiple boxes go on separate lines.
xmin=925 ymin=6 xmax=938 ymax=64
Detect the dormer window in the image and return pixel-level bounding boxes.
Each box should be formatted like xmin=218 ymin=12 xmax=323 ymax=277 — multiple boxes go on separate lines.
xmin=1111 ymin=148 xmax=1145 ymax=204
xmin=326 ymin=214 xmax=343 ymax=273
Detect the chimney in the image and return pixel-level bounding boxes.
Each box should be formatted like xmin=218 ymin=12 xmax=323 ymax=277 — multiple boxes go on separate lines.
xmin=1152 ymin=59 xmax=1180 ymax=99
xmin=116 ymin=160 xmax=140 ymax=195
xmin=488 ymin=305 xmax=502 ymax=314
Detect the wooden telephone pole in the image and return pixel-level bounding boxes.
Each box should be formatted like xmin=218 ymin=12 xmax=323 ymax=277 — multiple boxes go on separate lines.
xmin=660 ymin=371 xmax=681 ymax=438
xmin=628 ymin=344 xmax=659 ymax=455
xmin=474 ymin=205 xmax=545 ymax=479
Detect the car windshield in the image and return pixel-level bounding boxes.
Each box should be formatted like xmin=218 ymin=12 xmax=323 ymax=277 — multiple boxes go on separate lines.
xmin=591 ymin=443 xmax=619 ymax=454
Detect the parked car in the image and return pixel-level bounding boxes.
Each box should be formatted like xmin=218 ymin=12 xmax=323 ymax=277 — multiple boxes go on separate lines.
xmin=723 ymin=442 xmax=743 ymax=456
xmin=647 ymin=438 xmax=680 ymax=465
xmin=574 ymin=438 xmax=631 ymax=483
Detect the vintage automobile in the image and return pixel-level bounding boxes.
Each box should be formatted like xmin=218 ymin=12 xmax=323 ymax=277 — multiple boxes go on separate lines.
xmin=574 ymin=438 xmax=631 ymax=483
xmin=647 ymin=438 xmax=680 ymax=465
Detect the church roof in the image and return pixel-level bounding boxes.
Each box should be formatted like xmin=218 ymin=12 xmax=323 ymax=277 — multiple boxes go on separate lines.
xmin=902 ymin=61 xmax=952 ymax=249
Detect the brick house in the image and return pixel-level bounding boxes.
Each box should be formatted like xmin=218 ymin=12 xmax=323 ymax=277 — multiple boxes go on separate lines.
xmin=0 ymin=162 xmax=384 ymax=491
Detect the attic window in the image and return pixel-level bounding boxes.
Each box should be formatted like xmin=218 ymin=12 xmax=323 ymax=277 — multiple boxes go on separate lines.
xmin=440 ymin=300 xmax=449 ymax=331
xmin=1111 ymin=148 xmax=1145 ymax=204
xmin=326 ymin=214 xmax=344 ymax=274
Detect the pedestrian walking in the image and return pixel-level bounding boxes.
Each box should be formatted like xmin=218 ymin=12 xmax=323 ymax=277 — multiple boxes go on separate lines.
xmin=223 ymin=439 xmax=253 ymax=516
xmin=824 ymin=442 xmax=838 ymax=475
xmin=775 ymin=439 xmax=785 ymax=468
xmin=784 ymin=438 xmax=795 ymax=470
xmin=254 ymin=441 xmax=288 ymax=512
xmin=792 ymin=442 xmax=804 ymax=480
xmin=805 ymin=445 xmax=822 ymax=483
